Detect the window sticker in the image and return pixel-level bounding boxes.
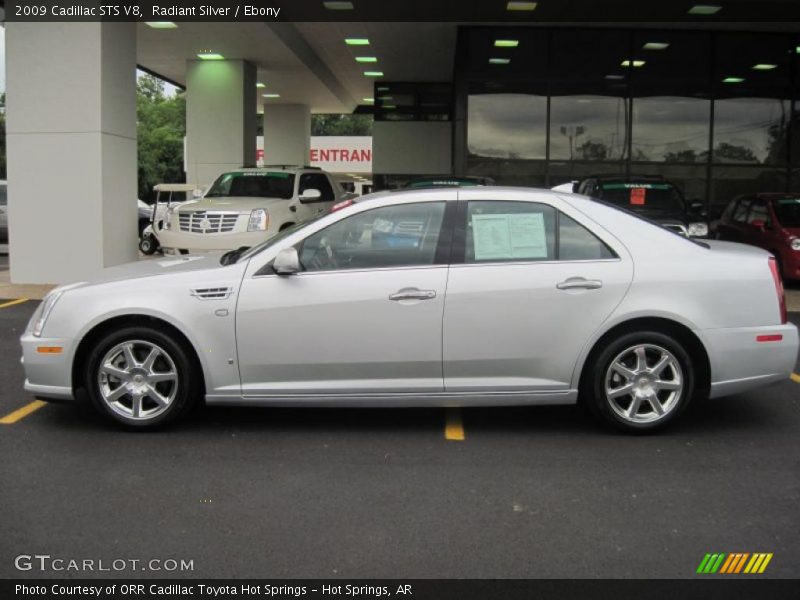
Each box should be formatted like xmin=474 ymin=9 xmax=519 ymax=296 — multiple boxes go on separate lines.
xmin=472 ymin=213 xmax=548 ymax=260
xmin=630 ymin=187 xmax=646 ymax=205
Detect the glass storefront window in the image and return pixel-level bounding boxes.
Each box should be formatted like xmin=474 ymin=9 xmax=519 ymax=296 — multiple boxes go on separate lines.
xmin=468 ymin=93 xmax=547 ymax=160
xmin=713 ymin=98 xmax=790 ymax=164
xmin=632 ymin=98 xmax=710 ymax=162
xmin=550 ymin=96 xmax=628 ymax=161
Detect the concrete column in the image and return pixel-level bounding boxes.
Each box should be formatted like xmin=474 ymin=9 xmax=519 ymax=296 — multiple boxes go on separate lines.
xmin=6 ymin=22 xmax=137 ymax=284
xmin=185 ymin=60 xmax=256 ymax=186
xmin=262 ymin=104 xmax=310 ymax=166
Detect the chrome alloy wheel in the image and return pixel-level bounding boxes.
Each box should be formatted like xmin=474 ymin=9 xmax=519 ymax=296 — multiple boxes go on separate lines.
xmin=97 ymin=340 xmax=179 ymax=421
xmin=604 ymin=344 xmax=683 ymax=424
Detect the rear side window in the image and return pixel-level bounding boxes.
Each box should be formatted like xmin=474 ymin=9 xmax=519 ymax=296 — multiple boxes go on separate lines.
xmin=464 ymin=201 xmax=616 ymax=263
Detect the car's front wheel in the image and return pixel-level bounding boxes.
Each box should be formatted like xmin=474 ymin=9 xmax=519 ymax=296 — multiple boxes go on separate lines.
xmin=84 ymin=327 xmax=198 ymax=429
xmin=582 ymin=331 xmax=694 ymax=433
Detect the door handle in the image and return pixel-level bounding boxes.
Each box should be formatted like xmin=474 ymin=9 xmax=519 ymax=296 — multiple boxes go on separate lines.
xmin=389 ymin=288 xmax=437 ymax=301
xmin=556 ymin=278 xmax=603 ymax=290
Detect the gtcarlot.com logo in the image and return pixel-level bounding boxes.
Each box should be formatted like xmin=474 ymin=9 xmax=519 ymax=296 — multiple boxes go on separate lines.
xmin=696 ymin=552 xmax=773 ymax=574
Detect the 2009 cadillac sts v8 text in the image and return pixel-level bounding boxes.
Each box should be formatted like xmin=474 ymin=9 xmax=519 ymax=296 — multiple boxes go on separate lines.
xmin=20 ymin=187 xmax=799 ymax=432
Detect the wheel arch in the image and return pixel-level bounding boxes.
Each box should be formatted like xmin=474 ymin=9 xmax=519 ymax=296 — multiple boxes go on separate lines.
xmin=71 ymin=314 xmax=207 ymax=398
xmin=576 ymin=316 xmax=711 ymax=399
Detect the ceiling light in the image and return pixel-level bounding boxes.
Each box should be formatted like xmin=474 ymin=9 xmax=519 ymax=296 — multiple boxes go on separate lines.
xmin=494 ymin=40 xmax=520 ymax=48
xmin=197 ymin=52 xmax=224 ymax=60
xmin=752 ymin=64 xmax=778 ymax=70
xmin=256 ymin=82 xmax=266 ymax=88
xmin=506 ymin=1 xmax=537 ymax=10
xmin=383 ymin=105 xmax=397 ymax=109
xmin=355 ymin=56 xmax=378 ymax=63
xmin=364 ymin=71 xmax=384 ymax=77
xmin=643 ymin=42 xmax=669 ymax=50
xmin=363 ymin=98 xmax=374 ymax=103
xmin=377 ymin=86 xmax=390 ymax=91
xmin=605 ymin=74 xmax=625 ymax=80
xmin=722 ymin=77 xmax=745 ymax=83
xmin=345 ymin=38 xmax=370 ymax=46
xmin=262 ymin=93 xmax=281 ymax=98
xmin=146 ymin=22 xmax=177 ymax=29
xmin=323 ymin=1 xmax=354 ymax=8
xmin=489 ymin=58 xmax=511 ymax=65
xmin=621 ymin=60 xmax=645 ymax=67
xmin=688 ymin=4 xmax=721 ymax=15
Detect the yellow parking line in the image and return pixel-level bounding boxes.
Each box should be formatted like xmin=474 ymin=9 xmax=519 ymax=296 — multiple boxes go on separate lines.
xmin=0 ymin=298 xmax=29 ymax=309
xmin=790 ymin=373 xmax=800 ymax=384
xmin=0 ymin=400 xmax=47 ymax=424
xmin=445 ymin=408 xmax=465 ymax=441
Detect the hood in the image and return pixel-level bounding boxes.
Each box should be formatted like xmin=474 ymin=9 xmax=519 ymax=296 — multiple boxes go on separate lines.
xmin=176 ymin=196 xmax=291 ymax=212
xmin=74 ymin=253 xmax=229 ymax=289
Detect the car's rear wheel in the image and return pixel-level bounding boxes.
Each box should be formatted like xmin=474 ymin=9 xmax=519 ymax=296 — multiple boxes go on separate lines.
xmin=84 ymin=327 xmax=198 ymax=429
xmin=582 ymin=331 xmax=694 ymax=433
xmin=139 ymin=234 xmax=158 ymax=255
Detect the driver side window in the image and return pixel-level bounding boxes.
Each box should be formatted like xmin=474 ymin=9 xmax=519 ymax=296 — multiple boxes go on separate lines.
xmin=299 ymin=202 xmax=446 ymax=272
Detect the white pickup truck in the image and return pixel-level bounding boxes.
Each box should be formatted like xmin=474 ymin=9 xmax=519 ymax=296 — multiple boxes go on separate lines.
xmin=155 ymin=166 xmax=351 ymax=255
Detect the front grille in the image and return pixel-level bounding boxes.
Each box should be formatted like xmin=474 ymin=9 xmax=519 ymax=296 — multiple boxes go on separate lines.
xmin=178 ymin=211 xmax=240 ymax=234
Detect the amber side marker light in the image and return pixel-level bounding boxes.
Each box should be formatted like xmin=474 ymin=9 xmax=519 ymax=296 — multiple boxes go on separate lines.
xmin=36 ymin=346 xmax=63 ymax=354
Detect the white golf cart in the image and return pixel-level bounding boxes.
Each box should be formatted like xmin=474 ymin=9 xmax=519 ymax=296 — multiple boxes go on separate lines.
xmin=139 ymin=183 xmax=201 ymax=255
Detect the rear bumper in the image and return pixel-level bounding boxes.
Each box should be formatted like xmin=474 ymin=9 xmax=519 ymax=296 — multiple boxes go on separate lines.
xmin=698 ymin=323 xmax=799 ymax=398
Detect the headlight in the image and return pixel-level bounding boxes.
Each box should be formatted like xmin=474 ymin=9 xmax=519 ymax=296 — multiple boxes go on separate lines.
xmin=791 ymin=238 xmax=800 ymax=251
xmin=32 ymin=291 xmax=64 ymax=337
xmin=248 ymin=209 xmax=269 ymax=232
xmin=687 ymin=222 xmax=708 ymax=237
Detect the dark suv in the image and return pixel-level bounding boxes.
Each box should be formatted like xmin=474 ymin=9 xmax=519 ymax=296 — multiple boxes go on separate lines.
xmin=575 ymin=176 xmax=708 ymax=238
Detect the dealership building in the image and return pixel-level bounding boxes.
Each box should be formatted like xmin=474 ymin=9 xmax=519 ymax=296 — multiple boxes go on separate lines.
xmin=5 ymin=5 xmax=800 ymax=282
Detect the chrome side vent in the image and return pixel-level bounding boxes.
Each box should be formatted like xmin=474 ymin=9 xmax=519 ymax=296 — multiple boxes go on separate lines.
xmin=190 ymin=286 xmax=234 ymax=300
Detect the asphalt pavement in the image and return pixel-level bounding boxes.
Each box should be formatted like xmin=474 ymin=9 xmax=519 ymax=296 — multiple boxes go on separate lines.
xmin=0 ymin=300 xmax=798 ymax=579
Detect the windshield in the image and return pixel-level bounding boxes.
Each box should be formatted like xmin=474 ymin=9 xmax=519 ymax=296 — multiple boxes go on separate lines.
xmin=231 ymin=210 xmax=332 ymax=264
xmin=205 ymin=171 xmax=295 ymax=200
xmin=597 ymin=182 xmax=686 ymax=213
xmin=773 ymin=197 xmax=800 ymax=228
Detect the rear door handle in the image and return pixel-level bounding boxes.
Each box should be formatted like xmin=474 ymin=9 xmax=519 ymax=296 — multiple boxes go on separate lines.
xmin=556 ymin=278 xmax=603 ymax=290
xmin=389 ymin=288 xmax=437 ymax=301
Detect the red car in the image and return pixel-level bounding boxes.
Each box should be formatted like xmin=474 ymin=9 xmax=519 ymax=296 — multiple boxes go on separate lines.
xmin=716 ymin=193 xmax=800 ymax=280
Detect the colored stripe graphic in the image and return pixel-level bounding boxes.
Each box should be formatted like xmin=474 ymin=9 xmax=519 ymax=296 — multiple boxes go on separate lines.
xmin=700 ymin=553 xmax=773 ymax=574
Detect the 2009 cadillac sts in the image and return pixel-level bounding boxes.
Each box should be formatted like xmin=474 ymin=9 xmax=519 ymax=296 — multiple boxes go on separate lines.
xmin=20 ymin=187 xmax=799 ymax=432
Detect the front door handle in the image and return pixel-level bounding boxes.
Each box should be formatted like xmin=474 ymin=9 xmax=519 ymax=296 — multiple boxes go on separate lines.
xmin=389 ymin=288 xmax=437 ymax=301
xmin=556 ymin=277 xmax=603 ymax=290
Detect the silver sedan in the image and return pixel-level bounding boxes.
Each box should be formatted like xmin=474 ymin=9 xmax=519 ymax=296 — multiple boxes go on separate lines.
xmin=20 ymin=187 xmax=799 ymax=432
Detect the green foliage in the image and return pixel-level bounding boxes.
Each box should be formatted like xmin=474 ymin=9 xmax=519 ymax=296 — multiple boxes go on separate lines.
xmin=137 ymin=74 xmax=185 ymax=201
xmin=311 ymin=114 xmax=373 ymax=136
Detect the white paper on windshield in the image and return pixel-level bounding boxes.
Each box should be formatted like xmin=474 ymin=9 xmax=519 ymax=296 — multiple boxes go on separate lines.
xmin=472 ymin=213 xmax=548 ymax=260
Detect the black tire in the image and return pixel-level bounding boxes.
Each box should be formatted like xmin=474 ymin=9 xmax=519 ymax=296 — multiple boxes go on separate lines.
xmin=139 ymin=234 xmax=158 ymax=255
xmin=84 ymin=326 xmax=199 ymax=429
xmin=580 ymin=330 xmax=694 ymax=433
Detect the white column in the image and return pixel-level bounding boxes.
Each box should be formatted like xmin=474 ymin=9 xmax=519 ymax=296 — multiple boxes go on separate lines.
xmin=185 ymin=60 xmax=256 ymax=187
xmin=262 ymin=104 xmax=310 ymax=166
xmin=6 ymin=22 xmax=137 ymax=284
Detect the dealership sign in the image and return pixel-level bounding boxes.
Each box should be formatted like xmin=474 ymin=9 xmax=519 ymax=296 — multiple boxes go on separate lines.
xmin=256 ymin=136 xmax=372 ymax=173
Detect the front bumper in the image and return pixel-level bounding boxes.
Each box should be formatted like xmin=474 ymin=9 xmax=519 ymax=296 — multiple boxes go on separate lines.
xmin=20 ymin=333 xmax=74 ymax=401
xmin=156 ymin=228 xmax=271 ymax=253
xmin=699 ymin=323 xmax=799 ymax=398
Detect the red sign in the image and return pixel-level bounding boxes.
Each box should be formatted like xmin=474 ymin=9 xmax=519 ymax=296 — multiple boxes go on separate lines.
xmin=630 ymin=187 xmax=646 ymax=205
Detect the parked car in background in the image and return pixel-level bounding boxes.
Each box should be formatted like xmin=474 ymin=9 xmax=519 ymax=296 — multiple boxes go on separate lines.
xmin=20 ymin=187 xmax=797 ymax=432
xmin=139 ymin=184 xmax=200 ymax=255
xmin=0 ymin=180 xmax=7 ymax=244
xmin=155 ymin=166 xmax=350 ymax=255
xmin=137 ymin=200 xmax=153 ymax=238
xmin=715 ymin=193 xmax=800 ymax=280
xmin=576 ymin=175 xmax=708 ymax=238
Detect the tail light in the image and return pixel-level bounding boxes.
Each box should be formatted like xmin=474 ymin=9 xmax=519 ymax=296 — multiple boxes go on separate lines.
xmin=768 ymin=256 xmax=787 ymax=324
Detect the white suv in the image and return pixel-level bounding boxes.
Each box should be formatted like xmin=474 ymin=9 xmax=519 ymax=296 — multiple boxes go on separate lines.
xmin=155 ymin=166 xmax=350 ymax=254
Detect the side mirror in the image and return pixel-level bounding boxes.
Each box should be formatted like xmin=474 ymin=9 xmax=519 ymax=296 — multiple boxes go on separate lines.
xmin=273 ymin=247 xmax=301 ymax=275
xmin=299 ymin=188 xmax=322 ymax=203
xmin=192 ymin=188 xmax=203 ymax=199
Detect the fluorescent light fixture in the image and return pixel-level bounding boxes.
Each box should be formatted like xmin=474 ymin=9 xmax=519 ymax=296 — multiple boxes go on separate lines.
xmin=494 ymin=40 xmax=520 ymax=48
xmin=355 ymin=56 xmax=378 ymax=63
xmin=262 ymin=93 xmax=281 ymax=98
xmin=364 ymin=71 xmax=384 ymax=77
xmin=688 ymin=4 xmax=721 ymax=15
xmin=363 ymin=98 xmax=374 ymax=103
xmin=377 ymin=86 xmax=390 ymax=91
xmin=506 ymin=1 xmax=537 ymax=10
xmin=197 ymin=52 xmax=224 ymax=60
xmin=643 ymin=42 xmax=669 ymax=50
xmin=752 ymin=63 xmax=778 ymax=70
xmin=256 ymin=82 xmax=266 ymax=88
xmin=621 ymin=59 xmax=646 ymax=67
xmin=489 ymin=58 xmax=511 ymax=65
xmin=722 ymin=77 xmax=745 ymax=83
xmin=345 ymin=38 xmax=370 ymax=46
xmin=796 ymin=46 xmax=800 ymax=55
xmin=605 ymin=74 xmax=625 ymax=80
xmin=323 ymin=1 xmax=354 ymax=8
xmin=146 ymin=22 xmax=177 ymax=29
xmin=383 ymin=104 xmax=397 ymax=109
